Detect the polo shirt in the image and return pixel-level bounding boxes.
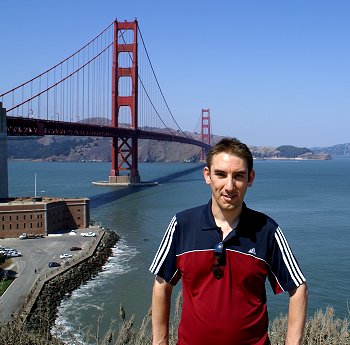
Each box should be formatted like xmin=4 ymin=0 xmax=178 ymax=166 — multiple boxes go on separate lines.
xmin=150 ymin=200 xmax=306 ymax=345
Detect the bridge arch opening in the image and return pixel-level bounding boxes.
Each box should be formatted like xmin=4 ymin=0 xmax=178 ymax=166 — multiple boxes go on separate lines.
xmin=118 ymin=105 xmax=132 ymax=128
xmin=117 ymin=29 xmax=134 ymax=45
xmin=118 ymin=52 xmax=133 ymax=68
xmin=118 ymin=76 xmax=133 ymax=97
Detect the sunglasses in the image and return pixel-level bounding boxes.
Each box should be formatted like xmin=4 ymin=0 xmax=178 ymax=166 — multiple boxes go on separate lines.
xmin=212 ymin=242 xmax=224 ymax=280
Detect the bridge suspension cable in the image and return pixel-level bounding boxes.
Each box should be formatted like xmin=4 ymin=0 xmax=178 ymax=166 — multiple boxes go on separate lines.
xmin=0 ymin=22 xmax=117 ymax=123
xmin=0 ymin=20 xmax=195 ymax=142
xmin=0 ymin=22 xmax=114 ymax=100
xmin=137 ymin=26 xmax=188 ymax=138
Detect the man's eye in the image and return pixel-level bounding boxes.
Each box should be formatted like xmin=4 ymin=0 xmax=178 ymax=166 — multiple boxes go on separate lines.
xmin=234 ymin=174 xmax=245 ymax=180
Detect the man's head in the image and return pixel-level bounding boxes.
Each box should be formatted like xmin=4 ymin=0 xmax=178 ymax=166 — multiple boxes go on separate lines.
xmin=206 ymin=137 xmax=254 ymax=177
xmin=204 ymin=137 xmax=255 ymax=214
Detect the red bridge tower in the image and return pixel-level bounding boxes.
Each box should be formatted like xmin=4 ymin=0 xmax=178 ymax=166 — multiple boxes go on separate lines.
xmin=109 ymin=20 xmax=140 ymax=184
xmin=200 ymin=108 xmax=211 ymax=161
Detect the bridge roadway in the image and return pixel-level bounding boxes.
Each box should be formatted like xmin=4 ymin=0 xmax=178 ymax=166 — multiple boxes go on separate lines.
xmin=0 ymin=226 xmax=104 ymax=324
xmin=6 ymin=116 xmax=211 ymax=149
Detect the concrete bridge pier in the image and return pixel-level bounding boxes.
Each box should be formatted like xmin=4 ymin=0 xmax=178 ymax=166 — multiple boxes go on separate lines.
xmin=0 ymin=103 xmax=8 ymax=199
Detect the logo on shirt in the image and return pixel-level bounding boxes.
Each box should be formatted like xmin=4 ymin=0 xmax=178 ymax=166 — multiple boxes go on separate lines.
xmin=248 ymin=247 xmax=256 ymax=255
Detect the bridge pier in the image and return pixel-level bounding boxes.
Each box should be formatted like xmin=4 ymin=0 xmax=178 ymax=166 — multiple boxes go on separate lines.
xmin=0 ymin=103 xmax=8 ymax=199
xmin=93 ymin=174 xmax=156 ymax=187
xmin=108 ymin=175 xmax=140 ymax=184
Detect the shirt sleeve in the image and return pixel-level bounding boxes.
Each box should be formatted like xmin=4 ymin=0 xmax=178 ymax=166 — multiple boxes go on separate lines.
xmin=267 ymin=226 xmax=306 ymax=294
xmin=149 ymin=216 xmax=180 ymax=285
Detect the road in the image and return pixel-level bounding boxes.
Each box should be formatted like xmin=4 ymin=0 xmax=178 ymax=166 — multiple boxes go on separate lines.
xmin=0 ymin=228 xmax=100 ymax=324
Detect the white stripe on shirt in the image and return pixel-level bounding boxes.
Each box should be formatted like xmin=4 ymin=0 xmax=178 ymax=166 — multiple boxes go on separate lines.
xmin=150 ymin=216 xmax=177 ymax=274
xmin=275 ymin=227 xmax=305 ymax=286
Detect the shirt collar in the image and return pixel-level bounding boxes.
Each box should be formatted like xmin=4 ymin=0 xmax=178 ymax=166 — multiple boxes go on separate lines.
xmin=200 ymin=199 xmax=248 ymax=234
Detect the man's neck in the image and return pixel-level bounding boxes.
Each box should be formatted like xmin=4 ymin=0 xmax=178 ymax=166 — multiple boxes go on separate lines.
xmin=211 ymin=203 xmax=242 ymax=238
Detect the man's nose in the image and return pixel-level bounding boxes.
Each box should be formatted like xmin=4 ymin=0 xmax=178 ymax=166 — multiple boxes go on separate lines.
xmin=225 ymin=177 xmax=236 ymax=191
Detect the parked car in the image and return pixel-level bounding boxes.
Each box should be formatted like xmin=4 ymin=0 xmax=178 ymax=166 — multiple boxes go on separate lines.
xmin=60 ymin=253 xmax=73 ymax=259
xmin=82 ymin=232 xmax=96 ymax=237
xmin=19 ymin=233 xmax=27 ymax=240
xmin=70 ymin=246 xmax=82 ymax=251
xmin=7 ymin=251 xmax=22 ymax=257
xmin=48 ymin=261 xmax=61 ymax=267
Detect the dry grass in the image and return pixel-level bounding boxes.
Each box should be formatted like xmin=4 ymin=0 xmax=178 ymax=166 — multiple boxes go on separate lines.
xmin=270 ymin=307 xmax=350 ymax=344
xmin=0 ymin=292 xmax=349 ymax=345
xmin=0 ymin=319 xmax=64 ymax=345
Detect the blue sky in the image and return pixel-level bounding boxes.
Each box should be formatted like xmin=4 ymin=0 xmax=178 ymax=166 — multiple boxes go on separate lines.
xmin=1 ymin=0 xmax=349 ymax=148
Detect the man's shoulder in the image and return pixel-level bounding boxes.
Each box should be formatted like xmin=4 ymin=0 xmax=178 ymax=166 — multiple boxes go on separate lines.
xmin=243 ymin=205 xmax=279 ymax=231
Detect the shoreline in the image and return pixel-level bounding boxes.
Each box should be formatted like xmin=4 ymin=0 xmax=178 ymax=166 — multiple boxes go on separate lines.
xmin=8 ymin=155 xmax=333 ymax=163
xmin=26 ymin=229 xmax=120 ymax=331
xmin=1 ymin=228 xmax=120 ymax=338
xmin=253 ymin=156 xmax=331 ymax=161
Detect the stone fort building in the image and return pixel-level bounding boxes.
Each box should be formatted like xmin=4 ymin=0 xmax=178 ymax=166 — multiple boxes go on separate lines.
xmin=0 ymin=196 xmax=90 ymax=239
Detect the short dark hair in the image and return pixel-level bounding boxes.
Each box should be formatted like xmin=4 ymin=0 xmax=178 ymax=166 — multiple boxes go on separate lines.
xmin=206 ymin=137 xmax=253 ymax=174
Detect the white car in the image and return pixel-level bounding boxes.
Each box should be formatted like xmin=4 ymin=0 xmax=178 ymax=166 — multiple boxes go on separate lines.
xmin=60 ymin=253 xmax=73 ymax=259
xmin=8 ymin=251 xmax=22 ymax=257
xmin=82 ymin=232 xmax=96 ymax=237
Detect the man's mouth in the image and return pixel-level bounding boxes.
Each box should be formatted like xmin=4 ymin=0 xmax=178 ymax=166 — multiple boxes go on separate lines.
xmin=222 ymin=194 xmax=236 ymax=201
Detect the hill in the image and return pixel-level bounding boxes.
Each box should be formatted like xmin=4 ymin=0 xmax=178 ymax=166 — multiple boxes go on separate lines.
xmin=312 ymin=143 xmax=350 ymax=156
xmin=7 ymin=134 xmax=332 ymax=162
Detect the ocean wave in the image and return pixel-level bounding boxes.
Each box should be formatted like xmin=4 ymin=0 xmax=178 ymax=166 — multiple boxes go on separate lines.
xmin=51 ymin=239 xmax=139 ymax=344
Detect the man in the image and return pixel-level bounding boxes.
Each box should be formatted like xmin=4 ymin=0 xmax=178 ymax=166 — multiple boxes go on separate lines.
xmin=150 ymin=137 xmax=308 ymax=345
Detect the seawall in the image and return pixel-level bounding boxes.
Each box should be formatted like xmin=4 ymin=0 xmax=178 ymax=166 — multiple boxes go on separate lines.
xmin=18 ymin=229 xmax=120 ymax=334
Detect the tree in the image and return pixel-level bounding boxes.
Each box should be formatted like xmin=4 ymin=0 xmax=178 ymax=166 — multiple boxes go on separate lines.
xmin=0 ymin=253 xmax=6 ymax=265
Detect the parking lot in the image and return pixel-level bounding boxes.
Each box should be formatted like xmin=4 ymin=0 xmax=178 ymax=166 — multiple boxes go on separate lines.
xmin=1 ymin=229 xmax=98 ymax=270
xmin=0 ymin=227 xmax=101 ymax=323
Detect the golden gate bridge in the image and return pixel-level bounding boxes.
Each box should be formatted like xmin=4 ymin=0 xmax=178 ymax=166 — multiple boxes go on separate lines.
xmin=0 ymin=19 xmax=212 ymax=185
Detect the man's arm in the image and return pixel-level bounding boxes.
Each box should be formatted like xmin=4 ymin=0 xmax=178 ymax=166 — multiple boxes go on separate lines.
xmin=285 ymin=282 xmax=308 ymax=345
xmin=152 ymin=275 xmax=174 ymax=345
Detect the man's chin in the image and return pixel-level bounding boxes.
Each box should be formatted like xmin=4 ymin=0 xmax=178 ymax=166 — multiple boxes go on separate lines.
xmin=220 ymin=201 xmax=242 ymax=211
xmin=220 ymin=203 xmax=236 ymax=210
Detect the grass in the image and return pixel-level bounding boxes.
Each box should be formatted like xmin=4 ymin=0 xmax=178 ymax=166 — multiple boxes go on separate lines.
xmin=0 ymin=276 xmax=14 ymax=296
xmin=0 ymin=259 xmax=15 ymax=296
xmin=270 ymin=307 xmax=350 ymax=345
xmin=0 ymin=292 xmax=349 ymax=345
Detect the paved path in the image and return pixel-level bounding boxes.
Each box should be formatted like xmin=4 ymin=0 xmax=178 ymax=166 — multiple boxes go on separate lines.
xmin=0 ymin=226 xmax=103 ymax=324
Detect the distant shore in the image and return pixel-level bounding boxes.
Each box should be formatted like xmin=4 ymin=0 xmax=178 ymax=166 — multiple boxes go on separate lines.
xmin=253 ymin=155 xmax=331 ymax=161
xmin=8 ymin=155 xmax=332 ymax=163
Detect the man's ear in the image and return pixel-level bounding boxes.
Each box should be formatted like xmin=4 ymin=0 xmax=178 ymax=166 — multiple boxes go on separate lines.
xmin=248 ymin=169 xmax=255 ymax=187
xmin=203 ymin=167 xmax=211 ymax=185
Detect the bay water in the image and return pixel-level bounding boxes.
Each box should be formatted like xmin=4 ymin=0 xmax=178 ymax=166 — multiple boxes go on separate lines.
xmin=7 ymin=158 xmax=350 ymax=342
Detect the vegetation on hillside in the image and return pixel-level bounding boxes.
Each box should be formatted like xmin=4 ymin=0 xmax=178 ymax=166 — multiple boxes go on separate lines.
xmin=7 ymin=135 xmax=333 ymax=162
xmin=0 ymin=252 xmax=5 ymax=265
xmin=312 ymin=143 xmax=350 ymax=156
xmin=0 ymin=293 xmax=349 ymax=345
xmin=276 ymin=145 xmax=311 ymax=158
xmin=0 ymin=277 xmax=14 ymax=296
xmin=7 ymin=137 xmax=94 ymax=160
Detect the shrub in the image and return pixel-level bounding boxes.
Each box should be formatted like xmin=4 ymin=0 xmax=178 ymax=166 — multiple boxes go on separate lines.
xmin=1 ymin=293 xmax=349 ymax=345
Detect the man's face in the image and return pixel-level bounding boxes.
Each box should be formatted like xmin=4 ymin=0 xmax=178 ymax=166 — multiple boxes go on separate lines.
xmin=203 ymin=152 xmax=255 ymax=213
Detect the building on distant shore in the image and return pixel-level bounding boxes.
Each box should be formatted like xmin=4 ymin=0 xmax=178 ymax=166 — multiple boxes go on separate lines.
xmin=0 ymin=196 xmax=90 ymax=239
